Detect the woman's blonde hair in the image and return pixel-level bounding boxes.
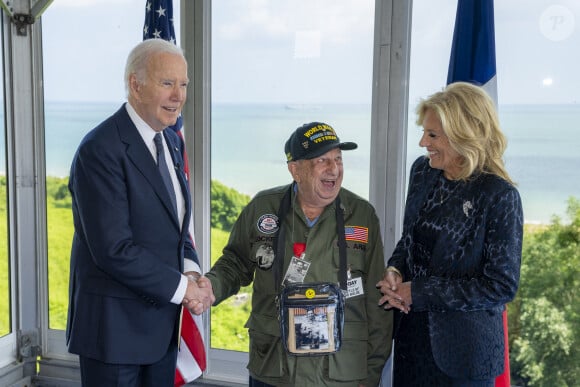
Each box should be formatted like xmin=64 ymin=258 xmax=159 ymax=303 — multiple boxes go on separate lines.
xmin=416 ymin=82 xmax=514 ymax=185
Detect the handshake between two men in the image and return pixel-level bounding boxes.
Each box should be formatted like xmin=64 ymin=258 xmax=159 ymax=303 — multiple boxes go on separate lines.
xmin=182 ymin=272 xmax=215 ymax=315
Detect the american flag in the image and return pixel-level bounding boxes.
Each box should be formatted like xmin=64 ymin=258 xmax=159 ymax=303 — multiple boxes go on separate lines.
xmin=447 ymin=2 xmax=510 ymax=386
xmin=344 ymin=226 xmax=368 ymax=243
xmin=143 ymin=1 xmax=205 ymax=385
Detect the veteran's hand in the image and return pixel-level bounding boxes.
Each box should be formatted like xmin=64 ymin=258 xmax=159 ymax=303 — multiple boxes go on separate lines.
xmin=183 ymin=275 xmax=215 ymax=315
xmin=197 ymin=276 xmax=215 ymax=304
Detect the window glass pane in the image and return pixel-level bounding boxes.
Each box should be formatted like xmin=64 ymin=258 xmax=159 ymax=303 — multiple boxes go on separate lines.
xmin=409 ymin=0 xmax=580 ymax=224
xmin=41 ymin=0 xmax=180 ymax=329
xmin=496 ymin=2 xmax=580 ymax=223
xmin=0 ymin=24 xmax=9 ymax=338
xmin=408 ymin=1 xmax=456 ymax=170
xmin=211 ymin=0 xmax=374 ymax=352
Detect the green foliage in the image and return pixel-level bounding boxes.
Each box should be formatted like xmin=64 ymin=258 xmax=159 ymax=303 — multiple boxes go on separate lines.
xmin=47 ymin=176 xmax=72 ymax=208
xmin=210 ymin=180 xmax=251 ymax=231
xmin=210 ymin=295 xmax=252 ymax=352
xmin=1 ymin=176 xmax=73 ymax=333
xmin=47 ymin=200 xmax=74 ymax=330
xmin=210 ymin=227 xmax=252 ymax=352
xmin=510 ymin=197 xmax=580 ymax=386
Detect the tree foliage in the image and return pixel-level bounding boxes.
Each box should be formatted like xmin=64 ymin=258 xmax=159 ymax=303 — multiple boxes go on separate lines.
xmin=210 ymin=180 xmax=251 ymax=231
xmin=47 ymin=176 xmax=72 ymax=208
xmin=510 ymin=197 xmax=580 ymax=386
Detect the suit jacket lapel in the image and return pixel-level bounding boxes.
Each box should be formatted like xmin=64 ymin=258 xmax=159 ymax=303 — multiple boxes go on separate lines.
xmin=115 ymin=107 xmax=180 ymax=227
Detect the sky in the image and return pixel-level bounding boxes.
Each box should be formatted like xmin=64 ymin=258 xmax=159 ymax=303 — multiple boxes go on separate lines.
xmin=40 ymin=0 xmax=580 ymax=106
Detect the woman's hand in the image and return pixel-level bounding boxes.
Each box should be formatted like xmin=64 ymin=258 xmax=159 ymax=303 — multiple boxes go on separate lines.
xmin=376 ymin=269 xmax=412 ymax=313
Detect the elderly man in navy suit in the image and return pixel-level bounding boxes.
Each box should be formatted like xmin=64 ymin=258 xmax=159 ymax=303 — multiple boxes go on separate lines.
xmin=66 ymin=39 xmax=214 ymax=387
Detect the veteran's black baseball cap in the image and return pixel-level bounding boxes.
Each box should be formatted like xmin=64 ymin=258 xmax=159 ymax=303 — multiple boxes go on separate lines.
xmin=284 ymin=122 xmax=358 ymax=162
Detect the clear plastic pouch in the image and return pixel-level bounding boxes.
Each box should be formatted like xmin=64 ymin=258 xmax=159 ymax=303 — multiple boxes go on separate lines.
xmin=278 ymin=282 xmax=344 ymax=356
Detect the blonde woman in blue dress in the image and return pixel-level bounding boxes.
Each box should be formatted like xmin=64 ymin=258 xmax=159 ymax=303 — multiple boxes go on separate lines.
xmin=377 ymin=82 xmax=523 ymax=387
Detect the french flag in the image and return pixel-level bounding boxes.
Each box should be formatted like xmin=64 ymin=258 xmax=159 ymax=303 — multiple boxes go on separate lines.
xmin=447 ymin=1 xmax=510 ymax=386
xmin=447 ymin=0 xmax=497 ymax=103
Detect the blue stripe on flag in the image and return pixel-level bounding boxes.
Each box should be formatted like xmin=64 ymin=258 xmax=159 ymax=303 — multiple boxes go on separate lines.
xmin=447 ymin=0 xmax=496 ymax=86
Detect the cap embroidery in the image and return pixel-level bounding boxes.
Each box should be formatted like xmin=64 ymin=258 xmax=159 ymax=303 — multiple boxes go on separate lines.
xmin=285 ymin=121 xmax=357 ymax=161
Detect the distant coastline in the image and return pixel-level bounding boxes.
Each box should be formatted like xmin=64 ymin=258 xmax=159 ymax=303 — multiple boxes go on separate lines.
xmin=13 ymin=101 xmax=579 ymax=224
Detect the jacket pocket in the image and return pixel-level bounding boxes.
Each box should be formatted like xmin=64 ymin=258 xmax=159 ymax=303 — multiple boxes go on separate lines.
xmin=328 ymin=321 xmax=368 ymax=381
xmin=247 ymin=329 xmax=285 ymax=377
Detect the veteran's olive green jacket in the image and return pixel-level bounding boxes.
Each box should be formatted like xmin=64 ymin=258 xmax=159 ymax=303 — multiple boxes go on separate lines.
xmin=206 ymin=183 xmax=392 ymax=387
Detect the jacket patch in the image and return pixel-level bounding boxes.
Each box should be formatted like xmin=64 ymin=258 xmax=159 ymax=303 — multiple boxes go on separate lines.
xmin=344 ymin=226 xmax=368 ymax=243
xmin=257 ymin=214 xmax=279 ymax=234
xmin=347 ymin=242 xmax=367 ymax=251
xmin=256 ymin=243 xmax=275 ymax=269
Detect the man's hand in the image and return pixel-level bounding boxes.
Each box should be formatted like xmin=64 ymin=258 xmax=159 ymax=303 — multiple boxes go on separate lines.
xmin=182 ymin=274 xmax=215 ymax=315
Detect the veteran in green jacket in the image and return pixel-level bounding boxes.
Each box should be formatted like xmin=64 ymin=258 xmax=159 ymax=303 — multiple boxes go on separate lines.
xmin=204 ymin=122 xmax=393 ymax=386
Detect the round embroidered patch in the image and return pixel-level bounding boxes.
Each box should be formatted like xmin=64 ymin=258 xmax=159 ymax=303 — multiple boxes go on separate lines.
xmin=305 ymin=288 xmax=316 ymax=299
xmin=257 ymin=214 xmax=279 ymax=234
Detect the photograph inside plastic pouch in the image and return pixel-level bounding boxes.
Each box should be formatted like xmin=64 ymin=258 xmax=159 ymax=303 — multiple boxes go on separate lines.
xmin=287 ymin=298 xmax=337 ymax=354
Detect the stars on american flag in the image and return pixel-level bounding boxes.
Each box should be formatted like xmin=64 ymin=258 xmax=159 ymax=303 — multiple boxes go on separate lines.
xmin=143 ymin=0 xmax=176 ymax=44
xmin=344 ymin=226 xmax=369 ymax=243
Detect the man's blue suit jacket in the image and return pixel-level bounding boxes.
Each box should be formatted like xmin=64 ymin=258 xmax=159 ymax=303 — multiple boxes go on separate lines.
xmin=66 ymin=104 xmax=198 ymax=364
xmin=388 ymin=156 xmax=523 ymax=380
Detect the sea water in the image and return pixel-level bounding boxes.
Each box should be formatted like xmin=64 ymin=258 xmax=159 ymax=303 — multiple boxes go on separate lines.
xmin=36 ymin=102 xmax=580 ymax=224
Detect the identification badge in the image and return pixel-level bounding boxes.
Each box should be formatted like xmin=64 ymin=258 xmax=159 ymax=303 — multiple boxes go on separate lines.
xmin=345 ymin=277 xmax=364 ymax=299
xmin=283 ymin=256 xmax=311 ymax=285
xmin=282 ymin=242 xmax=310 ymax=285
